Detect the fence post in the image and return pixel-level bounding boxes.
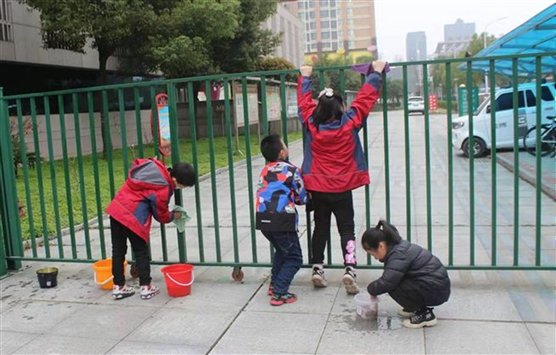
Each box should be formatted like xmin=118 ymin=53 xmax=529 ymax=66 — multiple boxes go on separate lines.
xmin=0 ymin=88 xmax=23 ymax=270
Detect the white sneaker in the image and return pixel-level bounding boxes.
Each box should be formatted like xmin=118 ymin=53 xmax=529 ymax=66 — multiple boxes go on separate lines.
xmin=112 ymin=284 xmax=135 ymax=300
xmin=342 ymin=266 xmax=360 ymax=294
xmin=311 ymin=265 xmax=328 ymax=288
xmin=140 ymin=284 xmax=160 ymax=300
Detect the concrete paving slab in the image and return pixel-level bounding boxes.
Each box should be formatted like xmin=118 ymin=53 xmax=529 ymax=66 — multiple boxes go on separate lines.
xmin=526 ymin=322 xmax=556 ymax=355
xmin=0 ymin=300 xmax=87 ymax=333
xmin=210 ymin=311 xmax=327 ymax=354
xmin=125 ymin=307 xmax=237 ymax=347
xmin=12 ymin=334 xmax=118 ymax=355
xmin=0 ymin=330 xmax=40 ymax=354
xmin=316 ymin=314 xmax=425 ymax=354
xmin=439 ymin=287 xmax=522 ymax=322
xmin=507 ymin=289 xmax=555 ymax=323
xmin=424 ymin=320 xmax=539 ymax=354
xmin=107 ymin=340 xmax=206 ymax=355
xmin=49 ymin=303 xmax=159 ymax=340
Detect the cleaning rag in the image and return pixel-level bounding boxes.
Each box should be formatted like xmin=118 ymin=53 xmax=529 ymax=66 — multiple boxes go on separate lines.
xmin=172 ymin=205 xmax=191 ymax=233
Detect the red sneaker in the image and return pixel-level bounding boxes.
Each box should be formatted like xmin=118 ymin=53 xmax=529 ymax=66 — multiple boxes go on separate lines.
xmin=269 ymin=292 xmax=297 ymax=306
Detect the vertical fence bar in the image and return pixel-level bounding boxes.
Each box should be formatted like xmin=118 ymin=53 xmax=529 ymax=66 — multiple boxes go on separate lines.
xmin=280 ymin=74 xmax=288 ymax=146
xmin=44 ymin=97 xmax=59 ymax=258
xmin=260 ymin=76 xmax=269 ymax=136
xmin=466 ymin=61 xmax=475 ymax=266
xmin=102 ymin=91 xmax=115 ymax=198
xmin=72 ymin=93 xmax=91 ymax=259
xmin=489 ymin=60 xmax=497 ymax=266
xmin=0 ymin=214 xmax=7 ymax=276
xmin=422 ymin=64 xmax=432 ymax=251
xmin=167 ymin=83 xmax=185 ymax=262
xmin=87 ymin=91 xmax=106 ymax=258
xmin=133 ymin=87 xmax=144 ymax=158
xmin=241 ymin=77 xmax=257 ymax=263
xmin=150 ymin=86 xmax=167 ymax=260
xmin=30 ymin=98 xmax=49 ymax=258
xmin=185 ymin=82 xmax=203 ymax=262
xmin=534 ymin=56 xmax=542 ymax=266
xmin=58 ymin=95 xmax=75 ymax=258
xmin=402 ymin=65 xmax=412 ymax=241
xmin=362 ymin=73 xmax=371 ymax=231
xmin=511 ymin=58 xmax=519 ymax=266
xmin=16 ymin=99 xmax=37 ymax=257
xmin=223 ymin=80 xmax=240 ymax=263
xmin=382 ymin=72 xmax=391 ymax=221
xmin=445 ymin=63 xmax=454 ymax=266
xmin=0 ymin=89 xmax=23 ymax=269
xmin=118 ymin=89 xmax=129 ymax=177
xmin=205 ymin=80 xmax=221 ymax=262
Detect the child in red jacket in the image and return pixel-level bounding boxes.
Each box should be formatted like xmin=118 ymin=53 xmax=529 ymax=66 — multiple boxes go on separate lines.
xmin=297 ymin=61 xmax=387 ymax=294
xmin=106 ymin=158 xmax=196 ymax=300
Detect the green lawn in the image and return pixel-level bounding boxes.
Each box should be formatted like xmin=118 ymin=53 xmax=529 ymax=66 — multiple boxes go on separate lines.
xmin=16 ymin=132 xmax=302 ymax=240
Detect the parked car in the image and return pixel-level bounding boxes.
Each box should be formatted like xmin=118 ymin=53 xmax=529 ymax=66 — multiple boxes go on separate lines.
xmin=452 ymin=81 xmax=556 ymax=157
xmin=408 ymin=96 xmax=425 ymax=114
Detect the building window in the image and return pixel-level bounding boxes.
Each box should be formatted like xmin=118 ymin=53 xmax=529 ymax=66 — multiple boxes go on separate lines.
xmin=322 ymin=31 xmax=330 ymax=40
xmin=0 ymin=0 xmax=13 ymax=42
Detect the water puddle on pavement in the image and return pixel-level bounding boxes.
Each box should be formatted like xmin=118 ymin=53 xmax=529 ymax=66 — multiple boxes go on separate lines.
xmin=341 ymin=314 xmax=403 ymax=332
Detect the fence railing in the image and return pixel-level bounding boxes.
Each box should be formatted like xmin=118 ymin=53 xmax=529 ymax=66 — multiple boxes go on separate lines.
xmin=1 ymin=52 xmax=555 ymax=276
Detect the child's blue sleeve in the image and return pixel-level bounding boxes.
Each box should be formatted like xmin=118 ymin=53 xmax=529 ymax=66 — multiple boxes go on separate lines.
xmin=292 ymin=167 xmax=307 ymax=205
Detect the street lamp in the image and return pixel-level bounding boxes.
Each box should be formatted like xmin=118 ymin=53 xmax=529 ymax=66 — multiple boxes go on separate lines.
xmin=482 ymin=17 xmax=507 ymax=94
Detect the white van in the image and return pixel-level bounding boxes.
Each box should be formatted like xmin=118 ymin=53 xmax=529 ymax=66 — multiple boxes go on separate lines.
xmin=452 ymin=81 xmax=556 ymax=157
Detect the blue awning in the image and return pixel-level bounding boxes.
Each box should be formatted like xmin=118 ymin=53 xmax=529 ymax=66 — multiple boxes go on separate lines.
xmin=463 ymin=4 xmax=556 ymax=77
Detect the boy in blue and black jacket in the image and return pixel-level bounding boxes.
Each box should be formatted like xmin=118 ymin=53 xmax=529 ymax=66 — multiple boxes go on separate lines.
xmin=256 ymin=134 xmax=307 ymax=306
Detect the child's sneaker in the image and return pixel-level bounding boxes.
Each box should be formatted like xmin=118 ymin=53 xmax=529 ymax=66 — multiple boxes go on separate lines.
xmin=140 ymin=284 xmax=160 ymax=300
xmin=112 ymin=284 xmax=135 ymax=300
xmin=342 ymin=266 xmax=360 ymax=294
xmin=269 ymin=292 xmax=297 ymax=306
xmin=267 ymin=284 xmax=274 ymax=296
xmin=311 ymin=265 xmax=328 ymax=288
xmin=402 ymin=307 xmax=437 ymax=328
xmin=398 ymin=308 xmax=414 ymax=317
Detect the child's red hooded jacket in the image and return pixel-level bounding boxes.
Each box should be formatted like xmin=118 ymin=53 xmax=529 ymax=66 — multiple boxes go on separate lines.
xmin=106 ymin=158 xmax=174 ymax=242
xmin=297 ymin=72 xmax=382 ymax=193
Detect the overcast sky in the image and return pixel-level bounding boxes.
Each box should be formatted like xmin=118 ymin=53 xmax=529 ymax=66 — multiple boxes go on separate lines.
xmin=374 ymin=0 xmax=555 ymax=60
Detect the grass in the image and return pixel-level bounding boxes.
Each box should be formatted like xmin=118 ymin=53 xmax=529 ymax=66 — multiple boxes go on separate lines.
xmin=16 ymin=131 xmax=302 ymax=240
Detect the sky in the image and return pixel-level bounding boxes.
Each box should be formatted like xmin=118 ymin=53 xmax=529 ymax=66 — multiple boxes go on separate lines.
xmin=374 ymin=0 xmax=555 ymax=60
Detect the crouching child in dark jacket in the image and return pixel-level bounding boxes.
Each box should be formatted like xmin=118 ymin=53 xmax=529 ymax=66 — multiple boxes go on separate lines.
xmin=256 ymin=134 xmax=307 ymax=306
xmin=362 ymin=220 xmax=451 ymax=328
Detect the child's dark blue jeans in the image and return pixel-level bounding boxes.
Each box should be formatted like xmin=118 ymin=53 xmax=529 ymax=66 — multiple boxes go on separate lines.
xmin=262 ymin=231 xmax=303 ymax=296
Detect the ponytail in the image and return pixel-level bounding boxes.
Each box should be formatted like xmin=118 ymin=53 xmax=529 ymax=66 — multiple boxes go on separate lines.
xmin=361 ymin=219 xmax=402 ymax=250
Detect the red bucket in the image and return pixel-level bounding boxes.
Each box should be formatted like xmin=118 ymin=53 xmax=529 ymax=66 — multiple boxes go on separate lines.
xmin=160 ymin=264 xmax=194 ymax=297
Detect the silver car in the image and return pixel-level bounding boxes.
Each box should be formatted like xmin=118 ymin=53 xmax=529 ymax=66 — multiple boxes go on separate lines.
xmin=408 ymin=96 xmax=425 ymax=115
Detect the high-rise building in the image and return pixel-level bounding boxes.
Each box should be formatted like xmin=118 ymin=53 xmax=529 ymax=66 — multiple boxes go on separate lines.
xmin=435 ymin=19 xmax=476 ymax=58
xmin=296 ymin=0 xmax=377 ymax=60
xmin=261 ymin=1 xmax=305 ymax=67
xmin=406 ymin=31 xmax=427 ymax=95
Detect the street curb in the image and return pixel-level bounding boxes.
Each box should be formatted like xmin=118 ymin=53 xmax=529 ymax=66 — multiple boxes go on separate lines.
xmin=496 ymin=154 xmax=556 ymax=201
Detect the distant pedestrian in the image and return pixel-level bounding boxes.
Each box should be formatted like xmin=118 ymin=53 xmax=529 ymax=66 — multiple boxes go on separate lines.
xmin=255 ymin=134 xmax=307 ymax=306
xmin=106 ymin=158 xmax=196 ymax=300
xmin=362 ymin=220 xmax=451 ymax=328
xmin=297 ymin=60 xmax=387 ymax=294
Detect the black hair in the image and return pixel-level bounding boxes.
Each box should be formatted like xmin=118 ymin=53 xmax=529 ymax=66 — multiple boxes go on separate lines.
xmin=361 ymin=220 xmax=402 ymax=250
xmin=313 ymin=94 xmax=344 ymax=127
xmin=260 ymin=134 xmax=284 ymax=162
xmin=169 ymin=162 xmax=196 ymax=187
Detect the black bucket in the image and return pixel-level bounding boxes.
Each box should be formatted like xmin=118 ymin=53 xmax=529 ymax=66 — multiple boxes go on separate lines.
xmin=36 ymin=267 xmax=58 ymax=288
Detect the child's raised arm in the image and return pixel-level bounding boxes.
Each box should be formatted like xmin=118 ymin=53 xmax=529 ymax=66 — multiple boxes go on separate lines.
xmin=292 ymin=167 xmax=307 ymax=205
xmin=297 ymin=65 xmax=316 ymax=125
xmin=346 ymin=60 xmax=387 ymax=130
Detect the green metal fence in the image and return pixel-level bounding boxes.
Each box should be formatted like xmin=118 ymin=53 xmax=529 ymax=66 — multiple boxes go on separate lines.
xmin=1 ymin=52 xmax=555 ymax=277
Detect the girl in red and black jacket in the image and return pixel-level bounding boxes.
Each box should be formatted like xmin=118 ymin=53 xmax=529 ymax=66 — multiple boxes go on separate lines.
xmin=106 ymin=158 xmax=195 ymax=300
xmin=297 ymin=61 xmax=387 ymax=294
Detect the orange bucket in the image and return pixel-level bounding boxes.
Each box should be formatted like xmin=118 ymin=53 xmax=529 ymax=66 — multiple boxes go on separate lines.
xmin=92 ymin=258 xmax=127 ymax=290
xmin=160 ymin=264 xmax=194 ymax=297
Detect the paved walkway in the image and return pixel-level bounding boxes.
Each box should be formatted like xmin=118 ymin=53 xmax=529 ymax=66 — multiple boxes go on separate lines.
xmin=1 ymin=112 xmax=555 ymax=354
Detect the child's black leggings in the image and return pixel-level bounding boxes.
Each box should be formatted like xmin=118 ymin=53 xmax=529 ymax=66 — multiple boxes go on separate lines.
xmin=309 ymin=190 xmax=356 ymax=267
xmin=110 ymin=217 xmax=151 ymax=286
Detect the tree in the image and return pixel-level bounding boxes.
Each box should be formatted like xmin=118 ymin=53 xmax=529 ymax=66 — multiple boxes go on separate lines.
xmin=23 ymin=0 xmax=156 ymax=158
xmin=386 ymin=79 xmax=403 ymax=105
